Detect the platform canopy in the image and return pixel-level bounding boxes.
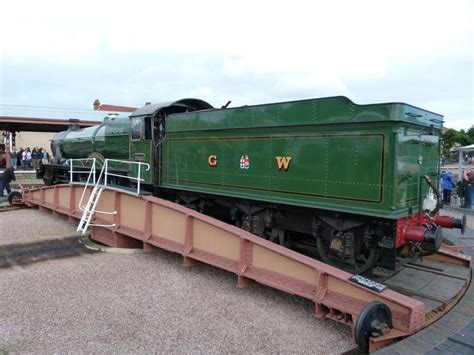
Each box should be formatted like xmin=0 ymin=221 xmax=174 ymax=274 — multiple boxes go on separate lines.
xmin=450 ymin=144 xmax=474 ymax=181
xmin=0 ymin=116 xmax=101 ymax=133
xmin=0 ymin=104 xmax=110 ymax=133
xmin=450 ymin=144 xmax=474 ymax=153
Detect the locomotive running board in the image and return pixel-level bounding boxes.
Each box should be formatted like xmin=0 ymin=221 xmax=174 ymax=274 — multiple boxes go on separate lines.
xmin=22 ymin=184 xmax=471 ymax=352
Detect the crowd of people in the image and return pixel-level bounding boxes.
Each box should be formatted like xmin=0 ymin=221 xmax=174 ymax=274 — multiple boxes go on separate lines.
xmin=1 ymin=147 xmax=52 ymax=197
xmin=440 ymin=167 xmax=473 ymax=209
xmin=8 ymin=147 xmax=51 ymax=170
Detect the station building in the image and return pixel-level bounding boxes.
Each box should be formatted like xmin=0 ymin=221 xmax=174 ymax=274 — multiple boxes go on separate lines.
xmin=0 ymin=100 xmax=138 ymax=168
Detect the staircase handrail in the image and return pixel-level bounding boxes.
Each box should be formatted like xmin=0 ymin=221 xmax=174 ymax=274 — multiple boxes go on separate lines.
xmin=67 ymin=158 xmax=97 ymax=212
xmin=75 ymin=158 xmax=150 ymax=234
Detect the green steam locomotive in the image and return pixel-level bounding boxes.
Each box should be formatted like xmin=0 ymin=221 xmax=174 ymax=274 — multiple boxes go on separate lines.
xmin=39 ymin=96 xmax=466 ymax=273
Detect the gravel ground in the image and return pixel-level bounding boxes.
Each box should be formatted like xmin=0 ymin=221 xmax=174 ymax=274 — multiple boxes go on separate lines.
xmin=0 ymin=208 xmax=78 ymax=244
xmin=0 ymin=208 xmax=354 ymax=353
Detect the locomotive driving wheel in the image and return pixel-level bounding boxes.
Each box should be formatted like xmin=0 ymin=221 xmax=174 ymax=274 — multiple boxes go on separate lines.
xmin=316 ymin=232 xmax=379 ymax=274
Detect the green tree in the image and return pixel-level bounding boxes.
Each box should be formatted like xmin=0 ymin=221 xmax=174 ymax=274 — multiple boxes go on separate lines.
xmin=467 ymin=126 xmax=474 ymax=144
xmin=441 ymin=128 xmax=470 ymax=156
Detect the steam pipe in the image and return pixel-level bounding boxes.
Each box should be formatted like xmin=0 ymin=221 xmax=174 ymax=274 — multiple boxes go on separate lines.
xmin=423 ymin=175 xmax=441 ymax=216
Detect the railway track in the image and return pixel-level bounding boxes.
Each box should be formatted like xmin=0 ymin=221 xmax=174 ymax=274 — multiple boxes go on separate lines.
xmin=17 ymin=184 xmax=472 ymax=352
xmin=0 ymin=204 xmax=24 ymax=212
xmin=0 ymin=198 xmax=26 ymax=212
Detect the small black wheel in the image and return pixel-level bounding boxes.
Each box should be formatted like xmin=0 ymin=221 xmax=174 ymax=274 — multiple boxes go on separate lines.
xmin=355 ymin=301 xmax=392 ymax=352
xmin=7 ymin=191 xmax=22 ymax=205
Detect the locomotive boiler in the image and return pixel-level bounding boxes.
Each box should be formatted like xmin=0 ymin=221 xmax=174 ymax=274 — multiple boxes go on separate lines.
xmin=39 ymin=96 xmax=466 ymax=274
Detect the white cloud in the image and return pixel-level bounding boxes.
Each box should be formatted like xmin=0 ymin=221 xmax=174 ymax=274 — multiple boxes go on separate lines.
xmin=0 ymin=0 xmax=472 ymax=128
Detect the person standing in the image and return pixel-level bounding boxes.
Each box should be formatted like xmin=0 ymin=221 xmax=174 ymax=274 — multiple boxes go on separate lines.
xmin=440 ymin=169 xmax=455 ymax=205
xmin=461 ymin=168 xmax=473 ymax=209
xmin=21 ymin=148 xmax=27 ymax=168
xmin=31 ymin=147 xmax=39 ymax=170
xmin=26 ymin=148 xmax=33 ymax=169
xmin=17 ymin=148 xmax=24 ymax=169
xmin=26 ymin=148 xmax=32 ymax=169
xmin=0 ymin=167 xmax=16 ymax=197
xmin=10 ymin=148 xmax=17 ymax=168
xmin=41 ymin=148 xmax=49 ymax=165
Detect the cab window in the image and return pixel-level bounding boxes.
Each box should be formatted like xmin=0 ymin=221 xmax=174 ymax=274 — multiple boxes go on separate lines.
xmin=131 ymin=118 xmax=141 ymax=140
xmin=144 ymin=116 xmax=152 ymax=140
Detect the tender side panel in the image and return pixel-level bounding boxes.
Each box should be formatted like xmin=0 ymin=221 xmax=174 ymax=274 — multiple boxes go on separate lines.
xmin=162 ymin=130 xmax=387 ymax=216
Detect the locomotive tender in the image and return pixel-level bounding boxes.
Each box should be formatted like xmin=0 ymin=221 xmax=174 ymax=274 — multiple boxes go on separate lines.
xmin=39 ymin=96 xmax=465 ymax=273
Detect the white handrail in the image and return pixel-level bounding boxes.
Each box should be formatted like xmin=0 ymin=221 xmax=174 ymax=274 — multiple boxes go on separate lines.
xmin=71 ymin=158 xmax=150 ymax=212
xmin=101 ymin=159 xmax=150 ymax=196
xmin=67 ymin=158 xmax=96 ymax=185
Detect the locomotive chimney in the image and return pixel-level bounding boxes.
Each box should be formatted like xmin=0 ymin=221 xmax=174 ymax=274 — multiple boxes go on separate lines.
xmin=68 ymin=118 xmax=80 ymax=131
xmin=105 ymin=113 xmax=119 ymax=121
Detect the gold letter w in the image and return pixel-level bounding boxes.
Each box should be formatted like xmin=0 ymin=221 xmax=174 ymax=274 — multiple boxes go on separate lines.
xmin=275 ymin=156 xmax=292 ymax=171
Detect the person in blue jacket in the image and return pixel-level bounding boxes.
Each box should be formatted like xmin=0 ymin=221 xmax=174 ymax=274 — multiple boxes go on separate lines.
xmin=440 ymin=169 xmax=455 ymax=205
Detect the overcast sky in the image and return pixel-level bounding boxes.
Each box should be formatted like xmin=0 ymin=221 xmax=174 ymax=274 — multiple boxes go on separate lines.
xmin=0 ymin=0 xmax=472 ymax=130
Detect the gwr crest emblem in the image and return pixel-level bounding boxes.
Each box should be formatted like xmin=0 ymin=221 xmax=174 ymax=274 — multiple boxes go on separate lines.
xmin=275 ymin=156 xmax=292 ymax=171
xmin=240 ymin=155 xmax=250 ymax=169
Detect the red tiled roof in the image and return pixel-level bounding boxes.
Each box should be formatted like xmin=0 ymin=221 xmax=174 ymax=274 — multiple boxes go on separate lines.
xmin=95 ymin=104 xmax=137 ymax=112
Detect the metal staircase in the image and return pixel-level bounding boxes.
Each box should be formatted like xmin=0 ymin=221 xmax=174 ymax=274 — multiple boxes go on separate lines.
xmin=68 ymin=158 xmax=150 ymax=234
xmin=77 ymin=185 xmax=107 ymax=234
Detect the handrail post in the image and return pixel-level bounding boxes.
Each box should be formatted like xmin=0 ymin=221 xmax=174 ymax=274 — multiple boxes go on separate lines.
xmin=69 ymin=159 xmax=73 ymax=183
xmin=137 ymin=163 xmax=141 ymax=195
xmin=104 ymin=160 xmax=108 ymax=187
xmin=93 ymin=159 xmax=96 ymax=185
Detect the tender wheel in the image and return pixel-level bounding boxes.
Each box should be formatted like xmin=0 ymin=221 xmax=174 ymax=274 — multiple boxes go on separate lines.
xmin=7 ymin=191 xmax=22 ymax=205
xmin=316 ymin=236 xmax=378 ymax=274
xmin=355 ymin=301 xmax=393 ymax=352
xmin=266 ymin=228 xmax=288 ymax=246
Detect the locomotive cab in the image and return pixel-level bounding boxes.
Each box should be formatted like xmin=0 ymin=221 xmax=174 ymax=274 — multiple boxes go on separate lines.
xmin=128 ymin=99 xmax=213 ymax=190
